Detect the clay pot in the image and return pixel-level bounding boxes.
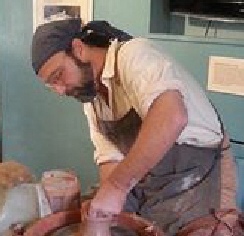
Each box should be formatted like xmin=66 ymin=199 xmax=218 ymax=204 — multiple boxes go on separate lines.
xmin=23 ymin=210 xmax=165 ymax=236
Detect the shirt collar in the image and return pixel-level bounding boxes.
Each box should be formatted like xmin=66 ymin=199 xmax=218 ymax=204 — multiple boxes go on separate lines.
xmin=101 ymin=39 xmax=121 ymax=80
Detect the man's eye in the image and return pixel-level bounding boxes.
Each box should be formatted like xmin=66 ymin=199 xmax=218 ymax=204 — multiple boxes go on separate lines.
xmin=49 ymin=70 xmax=63 ymax=84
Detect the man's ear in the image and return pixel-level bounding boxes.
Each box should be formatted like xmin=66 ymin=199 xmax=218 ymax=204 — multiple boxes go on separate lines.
xmin=71 ymin=38 xmax=84 ymax=60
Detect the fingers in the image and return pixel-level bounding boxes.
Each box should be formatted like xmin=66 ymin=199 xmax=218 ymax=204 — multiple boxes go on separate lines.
xmin=88 ymin=207 xmax=116 ymax=220
xmin=81 ymin=199 xmax=116 ymax=223
xmin=81 ymin=200 xmax=91 ymax=222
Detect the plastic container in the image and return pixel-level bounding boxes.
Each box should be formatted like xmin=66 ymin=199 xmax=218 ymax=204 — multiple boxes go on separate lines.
xmin=0 ymin=184 xmax=39 ymax=234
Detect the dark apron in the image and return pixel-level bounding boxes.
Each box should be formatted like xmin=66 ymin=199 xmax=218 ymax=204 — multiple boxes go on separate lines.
xmin=92 ymin=45 xmax=224 ymax=236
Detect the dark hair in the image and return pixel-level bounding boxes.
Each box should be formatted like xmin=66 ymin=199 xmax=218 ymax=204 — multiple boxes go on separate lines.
xmin=75 ymin=21 xmax=133 ymax=48
xmin=66 ymin=20 xmax=133 ymax=52
xmin=78 ymin=25 xmax=111 ymax=48
xmin=65 ymin=23 xmax=114 ymax=52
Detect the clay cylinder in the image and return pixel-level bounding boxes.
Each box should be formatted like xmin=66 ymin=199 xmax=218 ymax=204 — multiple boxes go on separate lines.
xmin=83 ymin=216 xmax=112 ymax=236
xmin=41 ymin=170 xmax=81 ymax=213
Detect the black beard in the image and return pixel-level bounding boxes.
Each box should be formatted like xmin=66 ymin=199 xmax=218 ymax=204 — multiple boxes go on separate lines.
xmin=65 ymin=53 xmax=97 ymax=103
xmin=66 ymin=80 xmax=96 ymax=103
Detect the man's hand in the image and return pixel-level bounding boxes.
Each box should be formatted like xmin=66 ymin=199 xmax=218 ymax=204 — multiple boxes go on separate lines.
xmin=81 ymin=199 xmax=91 ymax=222
xmin=89 ymin=180 xmax=127 ymax=217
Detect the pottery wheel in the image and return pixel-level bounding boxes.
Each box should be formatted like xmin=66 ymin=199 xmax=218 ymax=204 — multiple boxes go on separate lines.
xmin=50 ymin=223 xmax=81 ymax=236
xmin=23 ymin=210 xmax=165 ymax=236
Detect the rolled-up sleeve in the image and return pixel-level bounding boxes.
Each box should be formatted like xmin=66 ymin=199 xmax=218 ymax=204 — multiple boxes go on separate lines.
xmin=118 ymin=39 xmax=188 ymax=118
xmin=118 ymin=39 xmax=222 ymax=146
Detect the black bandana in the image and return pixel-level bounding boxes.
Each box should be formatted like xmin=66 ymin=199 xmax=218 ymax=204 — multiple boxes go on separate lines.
xmin=31 ymin=18 xmax=132 ymax=74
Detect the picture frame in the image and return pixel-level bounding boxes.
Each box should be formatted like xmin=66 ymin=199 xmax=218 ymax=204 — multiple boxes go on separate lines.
xmin=33 ymin=0 xmax=93 ymax=32
xmin=208 ymin=56 xmax=244 ymax=97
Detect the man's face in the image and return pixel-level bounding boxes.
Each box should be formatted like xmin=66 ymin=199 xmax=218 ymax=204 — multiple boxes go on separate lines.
xmin=38 ymin=51 xmax=96 ymax=103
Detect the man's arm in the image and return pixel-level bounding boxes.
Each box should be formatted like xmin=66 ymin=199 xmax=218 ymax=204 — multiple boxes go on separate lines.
xmin=108 ymin=90 xmax=188 ymax=192
xmin=99 ymin=162 xmax=119 ymax=184
xmin=90 ymin=90 xmax=188 ymax=215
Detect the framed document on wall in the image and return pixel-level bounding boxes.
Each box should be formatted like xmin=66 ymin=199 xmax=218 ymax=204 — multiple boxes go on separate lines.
xmin=33 ymin=0 xmax=93 ymax=32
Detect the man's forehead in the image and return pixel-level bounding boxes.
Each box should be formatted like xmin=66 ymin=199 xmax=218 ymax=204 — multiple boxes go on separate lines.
xmin=38 ymin=51 xmax=66 ymax=78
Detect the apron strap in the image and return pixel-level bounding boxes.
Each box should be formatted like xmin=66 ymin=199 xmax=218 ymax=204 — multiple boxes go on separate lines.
xmin=209 ymin=100 xmax=225 ymax=153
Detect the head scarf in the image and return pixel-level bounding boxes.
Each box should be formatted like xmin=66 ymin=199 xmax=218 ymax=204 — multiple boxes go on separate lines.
xmin=31 ymin=18 xmax=132 ymax=74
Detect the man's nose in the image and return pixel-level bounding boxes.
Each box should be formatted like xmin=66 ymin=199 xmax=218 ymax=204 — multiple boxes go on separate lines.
xmin=47 ymin=84 xmax=66 ymax=96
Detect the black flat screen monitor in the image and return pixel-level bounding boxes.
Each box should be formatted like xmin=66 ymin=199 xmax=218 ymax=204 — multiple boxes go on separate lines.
xmin=169 ymin=0 xmax=244 ymax=20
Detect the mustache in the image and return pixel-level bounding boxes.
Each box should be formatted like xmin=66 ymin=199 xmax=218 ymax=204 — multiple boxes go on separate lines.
xmin=64 ymin=54 xmax=97 ymax=103
xmin=66 ymin=80 xmax=96 ymax=103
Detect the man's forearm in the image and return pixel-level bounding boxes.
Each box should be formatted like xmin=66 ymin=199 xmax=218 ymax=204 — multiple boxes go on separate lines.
xmin=99 ymin=162 xmax=119 ymax=184
xmin=108 ymin=90 xmax=188 ymax=192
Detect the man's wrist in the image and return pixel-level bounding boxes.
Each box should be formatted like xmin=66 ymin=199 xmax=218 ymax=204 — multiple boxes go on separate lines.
xmin=108 ymin=175 xmax=139 ymax=194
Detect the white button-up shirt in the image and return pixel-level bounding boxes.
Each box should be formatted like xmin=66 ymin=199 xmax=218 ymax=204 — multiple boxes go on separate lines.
xmin=84 ymin=38 xmax=223 ymax=165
